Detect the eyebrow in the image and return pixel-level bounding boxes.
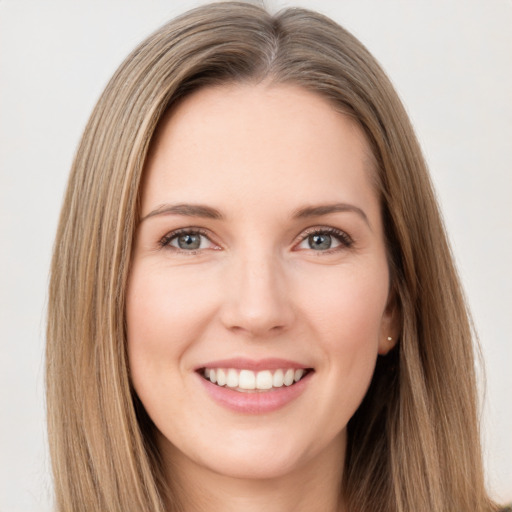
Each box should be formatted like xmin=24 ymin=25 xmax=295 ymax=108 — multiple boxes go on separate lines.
xmin=140 ymin=201 xmax=370 ymax=228
xmin=140 ymin=203 xmax=224 ymax=222
xmin=293 ymin=203 xmax=371 ymax=228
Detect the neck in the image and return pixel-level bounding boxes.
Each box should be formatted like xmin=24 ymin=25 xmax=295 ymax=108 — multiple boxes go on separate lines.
xmin=160 ymin=433 xmax=347 ymax=512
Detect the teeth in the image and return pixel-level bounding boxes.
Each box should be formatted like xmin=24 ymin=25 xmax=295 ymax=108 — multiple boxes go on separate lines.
xmin=216 ymin=368 xmax=227 ymax=386
xmin=239 ymin=370 xmax=255 ymax=390
xmin=226 ymin=369 xmax=238 ymax=388
xmin=256 ymin=370 xmax=273 ymax=390
xmin=284 ymin=369 xmax=294 ymax=386
xmin=272 ymin=369 xmax=284 ymax=387
xmin=203 ymin=367 xmax=308 ymax=391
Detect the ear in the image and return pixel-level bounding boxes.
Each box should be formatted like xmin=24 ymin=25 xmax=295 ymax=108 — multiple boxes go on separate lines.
xmin=378 ymin=289 xmax=401 ymax=355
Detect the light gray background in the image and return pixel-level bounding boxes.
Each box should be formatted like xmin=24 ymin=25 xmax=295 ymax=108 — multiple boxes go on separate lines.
xmin=1 ymin=1 xmax=511 ymax=510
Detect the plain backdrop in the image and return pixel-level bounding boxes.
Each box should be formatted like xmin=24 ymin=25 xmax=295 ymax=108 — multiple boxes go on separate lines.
xmin=1 ymin=1 xmax=511 ymax=510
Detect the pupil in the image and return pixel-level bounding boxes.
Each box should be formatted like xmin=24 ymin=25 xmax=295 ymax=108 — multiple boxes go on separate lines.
xmin=309 ymin=233 xmax=331 ymax=250
xmin=178 ymin=233 xmax=201 ymax=250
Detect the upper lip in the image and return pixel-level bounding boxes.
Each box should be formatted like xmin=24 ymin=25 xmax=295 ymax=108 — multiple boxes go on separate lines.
xmin=196 ymin=358 xmax=312 ymax=371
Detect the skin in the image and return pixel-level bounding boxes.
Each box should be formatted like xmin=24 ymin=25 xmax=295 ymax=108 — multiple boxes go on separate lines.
xmin=126 ymin=83 xmax=398 ymax=512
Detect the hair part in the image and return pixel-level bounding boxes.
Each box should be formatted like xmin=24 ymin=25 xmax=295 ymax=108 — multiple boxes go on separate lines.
xmin=47 ymin=2 xmax=497 ymax=511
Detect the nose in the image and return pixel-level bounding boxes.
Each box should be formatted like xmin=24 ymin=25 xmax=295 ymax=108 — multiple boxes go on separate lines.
xmin=219 ymin=250 xmax=295 ymax=338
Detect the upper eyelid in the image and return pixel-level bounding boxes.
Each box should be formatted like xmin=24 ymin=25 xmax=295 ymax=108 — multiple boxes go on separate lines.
xmin=298 ymin=226 xmax=346 ymax=235
xmin=295 ymin=226 xmax=353 ymax=242
xmin=162 ymin=226 xmax=212 ymax=238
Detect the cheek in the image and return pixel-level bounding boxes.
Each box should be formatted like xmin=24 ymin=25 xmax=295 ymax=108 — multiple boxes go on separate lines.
xmin=125 ymin=262 xmax=218 ymax=389
xmin=299 ymin=264 xmax=389 ymax=341
xmin=296 ymin=263 xmax=389 ymax=392
xmin=274 ymin=266 xmax=389 ymax=447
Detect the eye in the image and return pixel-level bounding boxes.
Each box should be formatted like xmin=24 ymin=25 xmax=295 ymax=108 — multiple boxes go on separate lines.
xmin=160 ymin=229 xmax=218 ymax=252
xmin=306 ymin=233 xmax=336 ymax=251
xmin=295 ymin=227 xmax=353 ymax=252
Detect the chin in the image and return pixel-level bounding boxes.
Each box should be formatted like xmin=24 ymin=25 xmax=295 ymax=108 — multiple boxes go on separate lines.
xmin=159 ymin=424 xmax=346 ymax=484
xmin=199 ymin=448 xmax=307 ymax=481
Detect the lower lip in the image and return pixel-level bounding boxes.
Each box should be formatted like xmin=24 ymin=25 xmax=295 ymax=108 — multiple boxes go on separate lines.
xmin=197 ymin=372 xmax=313 ymax=414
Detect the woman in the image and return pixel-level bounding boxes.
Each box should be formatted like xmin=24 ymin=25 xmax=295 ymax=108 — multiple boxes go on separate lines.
xmin=46 ymin=2 xmax=503 ymax=511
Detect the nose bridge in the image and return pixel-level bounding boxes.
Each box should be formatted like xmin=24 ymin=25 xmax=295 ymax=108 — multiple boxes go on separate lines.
xmin=222 ymin=244 xmax=293 ymax=336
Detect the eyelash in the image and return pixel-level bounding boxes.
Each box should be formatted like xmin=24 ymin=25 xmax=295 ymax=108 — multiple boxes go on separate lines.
xmin=158 ymin=228 xmax=214 ymax=254
xmin=158 ymin=226 xmax=353 ymax=254
xmin=296 ymin=226 xmax=354 ymax=252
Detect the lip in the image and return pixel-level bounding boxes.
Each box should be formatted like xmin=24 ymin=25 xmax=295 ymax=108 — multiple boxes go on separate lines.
xmin=196 ymin=362 xmax=314 ymax=414
xmin=196 ymin=357 xmax=310 ymax=372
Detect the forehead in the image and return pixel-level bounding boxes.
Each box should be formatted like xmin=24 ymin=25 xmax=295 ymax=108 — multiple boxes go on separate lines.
xmin=141 ymin=83 xmax=380 ymax=223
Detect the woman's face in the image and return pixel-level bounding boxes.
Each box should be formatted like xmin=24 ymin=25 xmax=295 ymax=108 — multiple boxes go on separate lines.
xmin=127 ymin=84 xmax=397 ymax=482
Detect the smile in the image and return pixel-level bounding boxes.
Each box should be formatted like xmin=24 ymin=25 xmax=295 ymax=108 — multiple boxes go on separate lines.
xmin=200 ymin=367 xmax=311 ymax=392
xmin=196 ymin=358 xmax=314 ymax=413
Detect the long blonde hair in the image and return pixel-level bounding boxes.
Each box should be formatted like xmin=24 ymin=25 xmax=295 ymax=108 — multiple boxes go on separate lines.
xmin=46 ymin=2 xmax=497 ymax=511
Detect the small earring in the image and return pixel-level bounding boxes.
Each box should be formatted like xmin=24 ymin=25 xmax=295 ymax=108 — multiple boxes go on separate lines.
xmin=387 ymin=336 xmax=392 ymax=341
